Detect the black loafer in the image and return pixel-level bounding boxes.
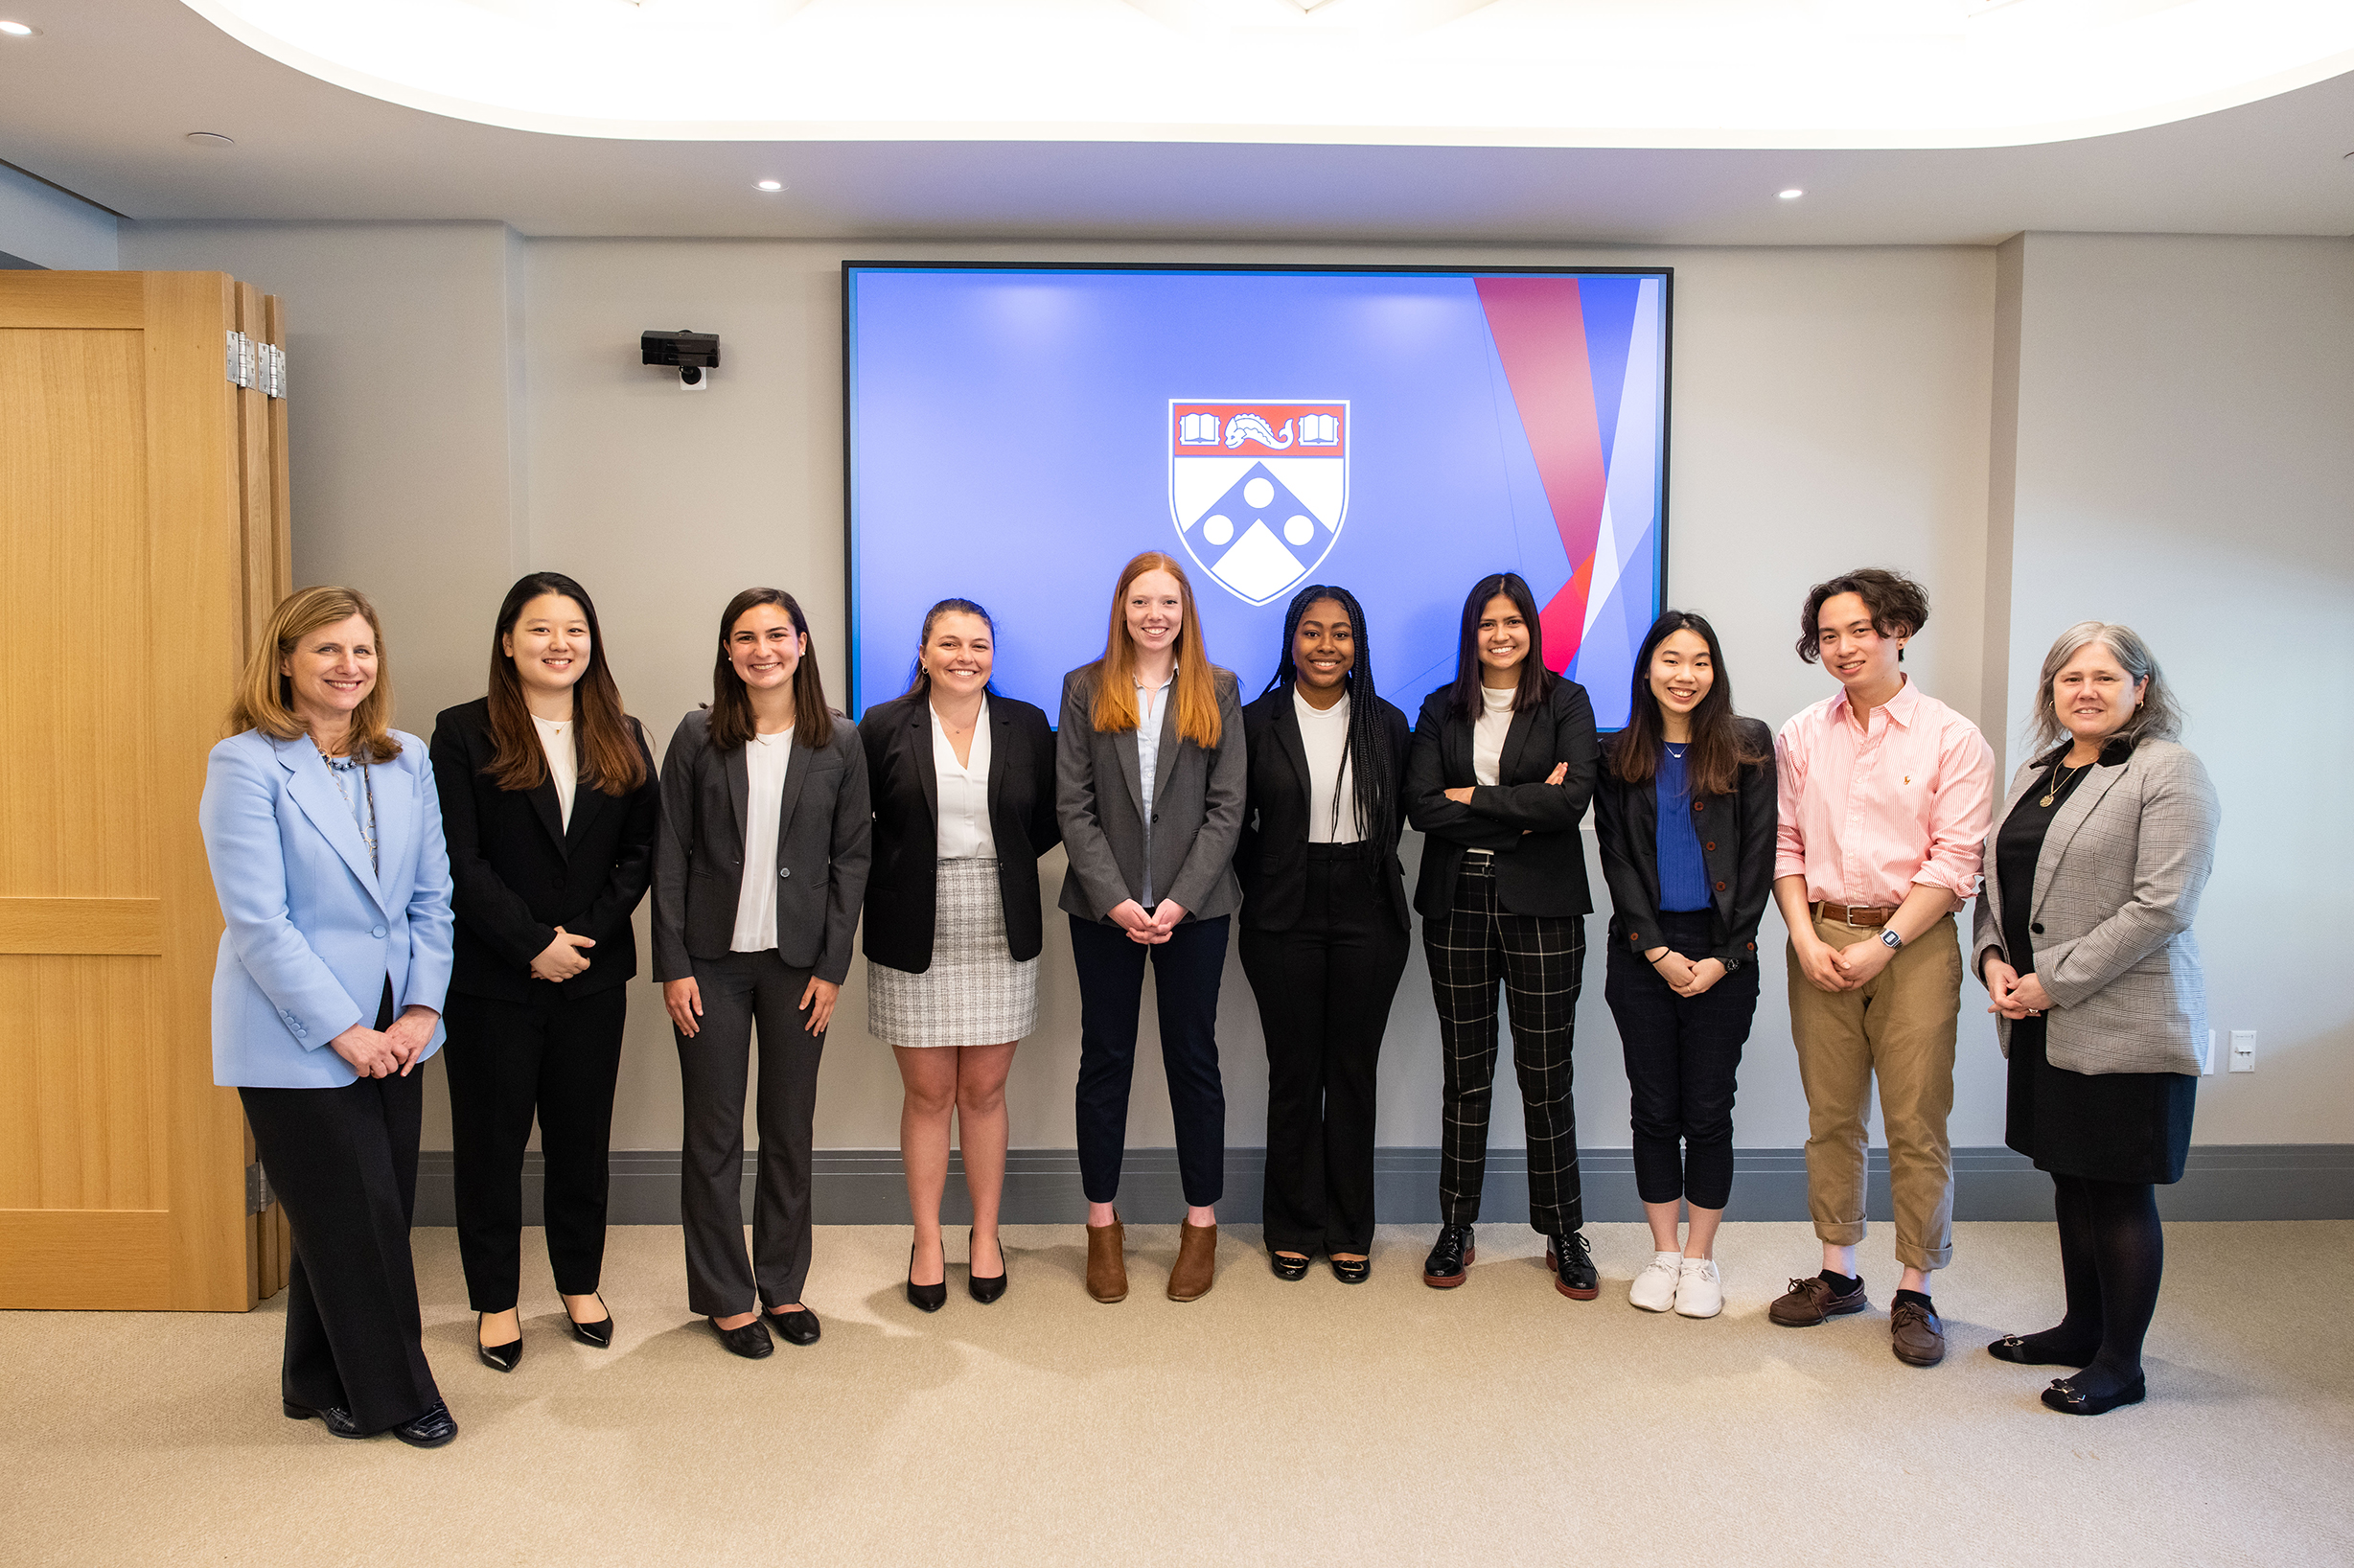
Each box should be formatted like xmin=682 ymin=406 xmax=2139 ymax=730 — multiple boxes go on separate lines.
xmin=1270 ymin=1251 xmax=1312 ymax=1281
xmin=1988 ymin=1332 xmax=2093 ymax=1368
xmin=771 ymin=1307 xmax=820 ymax=1347
xmin=968 ymin=1230 xmax=1007 ymax=1305
xmin=1328 ymin=1256 xmax=1371 ymax=1285
xmin=709 ymin=1316 xmax=774 ymax=1359
xmin=476 ymin=1314 xmax=522 ymax=1372
xmin=1422 ymin=1225 xmax=1474 ymax=1288
xmin=2042 ymin=1372 xmax=2146 ymax=1416
xmin=391 ymin=1402 xmax=459 ymax=1448
xmin=567 ymin=1296 xmax=614 ymax=1349
xmin=283 ymin=1399 xmax=365 ymax=1439
xmin=1546 ymin=1231 xmax=1600 ymax=1301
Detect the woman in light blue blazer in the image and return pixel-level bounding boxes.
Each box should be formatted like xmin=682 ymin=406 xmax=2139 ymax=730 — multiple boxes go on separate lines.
xmin=200 ymin=586 xmax=458 ymax=1448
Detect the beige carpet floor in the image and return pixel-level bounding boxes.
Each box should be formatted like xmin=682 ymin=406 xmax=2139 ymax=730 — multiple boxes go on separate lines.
xmin=7 ymin=1221 xmax=2351 ymax=1568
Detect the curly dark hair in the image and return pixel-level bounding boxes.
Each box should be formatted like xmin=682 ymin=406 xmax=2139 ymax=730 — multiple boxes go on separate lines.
xmin=1795 ymin=566 xmax=1929 ymax=664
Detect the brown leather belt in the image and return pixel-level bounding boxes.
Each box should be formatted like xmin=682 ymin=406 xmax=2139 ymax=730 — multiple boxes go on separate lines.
xmin=1812 ymin=901 xmax=1895 ymax=929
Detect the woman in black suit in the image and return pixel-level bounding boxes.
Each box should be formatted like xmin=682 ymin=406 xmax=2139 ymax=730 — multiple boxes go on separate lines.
xmin=1406 ymin=571 xmax=1601 ymax=1300
xmin=1594 ymin=611 xmax=1775 ymax=1321
xmin=861 ymin=598 xmax=1060 ymax=1311
xmin=1235 ymin=584 xmax=1413 ymax=1284
xmin=652 ymin=588 xmax=871 ymax=1360
xmin=430 ymin=573 xmax=659 ymax=1371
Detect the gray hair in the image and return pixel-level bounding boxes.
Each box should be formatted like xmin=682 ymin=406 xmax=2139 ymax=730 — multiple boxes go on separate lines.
xmin=2027 ymin=620 xmax=2183 ymax=752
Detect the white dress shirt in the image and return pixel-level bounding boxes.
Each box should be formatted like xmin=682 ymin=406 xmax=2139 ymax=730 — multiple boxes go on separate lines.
xmin=531 ymin=711 xmax=578 ymax=831
xmin=1472 ymin=684 xmax=1516 ymax=787
xmin=932 ymin=697 xmax=996 ymax=859
xmin=1294 ymin=687 xmax=1362 ymax=844
xmin=1134 ymin=666 xmax=1174 ymax=906
xmin=729 ymin=726 xmax=794 ymax=952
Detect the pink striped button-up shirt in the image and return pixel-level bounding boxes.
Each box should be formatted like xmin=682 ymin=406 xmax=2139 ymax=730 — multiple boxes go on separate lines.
xmin=1774 ymin=679 xmax=1995 ymax=910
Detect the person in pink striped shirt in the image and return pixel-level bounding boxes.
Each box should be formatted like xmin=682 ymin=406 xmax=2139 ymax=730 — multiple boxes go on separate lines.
xmin=1765 ymin=568 xmax=1995 ymax=1369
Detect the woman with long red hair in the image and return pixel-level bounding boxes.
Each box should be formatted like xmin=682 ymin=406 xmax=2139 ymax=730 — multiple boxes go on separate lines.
xmin=1055 ymin=552 xmax=1247 ymax=1305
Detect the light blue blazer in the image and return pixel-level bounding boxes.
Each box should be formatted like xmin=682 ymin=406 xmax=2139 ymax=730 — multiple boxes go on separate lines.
xmin=200 ymin=727 xmax=455 ymax=1089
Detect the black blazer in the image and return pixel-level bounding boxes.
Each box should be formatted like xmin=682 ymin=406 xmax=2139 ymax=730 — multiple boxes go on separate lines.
xmin=651 ymin=708 xmax=872 ymax=986
xmin=1404 ymin=679 xmax=1601 ymax=921
xmin=1594 ymin=718 xmax=1778 ymax=970
xmin=1235 ymin=684 xmax=1413 ymax=934
xmin=860 ymin=691 xmax=1061 ymax=973
xmin=428 ymin=698 xmax=660 ymax=1003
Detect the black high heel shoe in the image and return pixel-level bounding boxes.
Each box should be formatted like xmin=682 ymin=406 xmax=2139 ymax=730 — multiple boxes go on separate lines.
xmin=907 ymin=1240 xmax=947 ymax=1313
xmin=566 ymin=1293 xmax=614 ymax=1349
xmin=476 ymin=1313 xmax=522 ymax=1373
xmin=968 ymin=1228 xmax=1007 ymax=1304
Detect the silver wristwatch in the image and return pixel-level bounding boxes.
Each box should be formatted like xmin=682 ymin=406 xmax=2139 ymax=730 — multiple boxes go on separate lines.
xmin=1879 ymin=928 xmax=1904 ymax=951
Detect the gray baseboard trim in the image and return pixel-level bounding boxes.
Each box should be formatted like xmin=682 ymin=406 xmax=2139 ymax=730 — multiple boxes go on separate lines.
xmin=411 ymin=1143 xmax=2354 ymax=1228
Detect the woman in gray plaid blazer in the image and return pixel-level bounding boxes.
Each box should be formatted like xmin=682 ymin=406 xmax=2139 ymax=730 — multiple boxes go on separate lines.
xmin=1972 ymin=621 xmax=2217 ymax=1418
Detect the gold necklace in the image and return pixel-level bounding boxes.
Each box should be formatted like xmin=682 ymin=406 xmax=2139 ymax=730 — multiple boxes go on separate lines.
xmin=2039 ymin=758 xmax=2090 ymax=809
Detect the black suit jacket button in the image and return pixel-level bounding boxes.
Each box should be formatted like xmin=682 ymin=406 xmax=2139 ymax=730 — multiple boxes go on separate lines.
xmin=780 ymin=867 xmax=792 ymax=880
xmin=2030 ymin=921 xmax=2043 ymax=934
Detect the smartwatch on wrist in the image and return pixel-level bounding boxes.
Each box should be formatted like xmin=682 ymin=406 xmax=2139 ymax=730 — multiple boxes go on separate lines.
xmin=1879 ymin=928 xmax=1904 ymax=951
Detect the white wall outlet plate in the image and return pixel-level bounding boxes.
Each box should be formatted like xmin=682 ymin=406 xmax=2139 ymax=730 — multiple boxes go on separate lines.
xmin=2228 ymin=1029 xmax=2257 ymax=1072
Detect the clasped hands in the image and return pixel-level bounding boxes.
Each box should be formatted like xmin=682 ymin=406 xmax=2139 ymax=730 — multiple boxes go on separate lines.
xmin=1979 ymin=957 xmax=2054 ymax=1020
xmin=1646 ymin=947 xmax=1727 ymax=998
xmin=329 ymin=1003 xmax=440 ymax=1079
xmin=1110 ymin=898 xmax=1187 ymax=946
xmin=1442 ymin=761 xmax=1569 ymax=812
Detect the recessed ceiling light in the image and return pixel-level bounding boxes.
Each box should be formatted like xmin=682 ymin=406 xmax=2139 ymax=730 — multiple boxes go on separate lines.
xmin=755 ymin=179 xmax=784 ymax=192
xmin=1778 ymin=188 xmax=1804 ymax=199
xmin=185 ymin=131 xmax=237 ymax=147
xmin=0 ymin=20 xmax=37 ymax=35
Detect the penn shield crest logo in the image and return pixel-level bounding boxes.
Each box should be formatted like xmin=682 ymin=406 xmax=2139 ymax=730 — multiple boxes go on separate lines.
xmin=1169 ymin=401 xmax=1349 ymax=606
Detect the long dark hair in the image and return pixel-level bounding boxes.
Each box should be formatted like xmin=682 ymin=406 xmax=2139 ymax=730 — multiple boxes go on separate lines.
xmin=1260 ymin=583 xmax=1396 ymax=846
xmin=484 ymin=572 xmax=645 ymax=794
xmin=708 ymin=588 xmax=834 ymax=749
xmin=1448 ymin=571 xmax=1556 ymax=720
xmin=1608 ymin=610 xmax=1767 ymax=799
xmin=901 ymin=598 xmax=1001 ymax=700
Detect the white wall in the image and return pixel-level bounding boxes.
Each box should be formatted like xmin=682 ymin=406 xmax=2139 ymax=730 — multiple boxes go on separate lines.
xmin=0 ymin=162 xmax=118 ymax=269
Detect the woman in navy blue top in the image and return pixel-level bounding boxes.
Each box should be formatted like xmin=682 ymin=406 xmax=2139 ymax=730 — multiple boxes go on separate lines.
xmin=1595 ymin=611 xmax=1775 ymax=1320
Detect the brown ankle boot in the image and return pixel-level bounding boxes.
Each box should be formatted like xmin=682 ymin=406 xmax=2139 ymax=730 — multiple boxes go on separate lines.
xmin=1167 ymin=1220 xmax=1218 ymax=1303
xmin=1085 ymin=1216 xmax=1128 ymax=1303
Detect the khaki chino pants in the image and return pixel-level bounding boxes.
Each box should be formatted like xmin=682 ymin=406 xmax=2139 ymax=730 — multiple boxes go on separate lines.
xmin=1787 ymin=914 xmax=1962 ymax=1272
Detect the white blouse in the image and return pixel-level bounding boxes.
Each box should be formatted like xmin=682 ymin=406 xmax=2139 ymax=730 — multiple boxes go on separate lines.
xmin=531 ymin=712 xmax=578 ymax=831
xmin=932 ymin=698 xmax=996 ymax=860
xmin=1294 ymin=688 xmax=1362 ymax=844
xmin=729 ymin=727 xmax=794 ymax=952
xmin=1472 ymin=684 xmax=1516 ymax=787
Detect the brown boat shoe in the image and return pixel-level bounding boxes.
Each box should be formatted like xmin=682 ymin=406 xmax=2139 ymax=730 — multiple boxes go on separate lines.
xmin=1890 ymin=1299 xmax=1948 ymax=1367
xmin=1768 ymin=1273 xmax=1869 ymax=1326
xmin=1085 ymin=1215 xmax=1128 ymax=1303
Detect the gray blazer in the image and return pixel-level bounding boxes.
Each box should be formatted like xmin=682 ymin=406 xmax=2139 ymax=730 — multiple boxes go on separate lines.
xmin=1971 ymin=737 xmax=2218 ymax=1076
xmin=652 ymin=707 xmax=872 ymax=985
xmin=1055 ymin=662 xmax=1247 ymax=924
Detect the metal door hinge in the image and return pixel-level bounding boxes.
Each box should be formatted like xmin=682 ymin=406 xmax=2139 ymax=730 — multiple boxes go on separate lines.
xmin=225 ymin=329 xmax=255 ymax=388
xmin=260 ymin=341 xmax=286 ymax=399
xmin=245 ymin=1161 xmax=273 ymax=1214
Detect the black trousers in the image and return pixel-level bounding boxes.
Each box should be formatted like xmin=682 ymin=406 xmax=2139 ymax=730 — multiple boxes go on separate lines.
xmin=675 ymin=949 xmax=824 ymax=1317
xmin=238 ymin=983 xmax=441 ymax=1434
xmin=1239 ymin=844 xmax=1411 ymax=1256
xmin=1070 ymin=912 xmax=1230 ymax=1209
xmin=442 ymin=982 xmax=629 ymax=1311
xmin=1424 ymin=857 xmax=1587 ymax=1234
xmin=1603 ymin=908 xmax=1759 ymax=1211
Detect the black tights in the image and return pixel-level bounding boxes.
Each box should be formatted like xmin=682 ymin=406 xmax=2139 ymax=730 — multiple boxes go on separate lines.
xmin=2014 ymin=1174 xmax=2165 ymax=1395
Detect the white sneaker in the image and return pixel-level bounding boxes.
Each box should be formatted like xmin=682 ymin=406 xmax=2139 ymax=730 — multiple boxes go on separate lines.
xmin=1628 ymin=1251 xmax=1681 ymax=1312
xmin=1673 ymin=1256 xmax=1723 ymax=1319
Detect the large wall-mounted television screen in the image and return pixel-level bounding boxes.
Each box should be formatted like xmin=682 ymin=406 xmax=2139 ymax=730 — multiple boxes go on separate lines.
xmin=844 ymin=264 xmax=1670 ymax=728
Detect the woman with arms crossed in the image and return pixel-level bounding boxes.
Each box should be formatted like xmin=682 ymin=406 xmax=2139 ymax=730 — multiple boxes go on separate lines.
xmin=1057 ymin=551 xmax=1247 ymax=1305
xmin=201 ymin=587 xmax=457 ymax=1446
xmin=430 ymin=573 xmax=659 ymax=1370
xmin=1235 ymin=585 xmax=1414 ymax=1284
xmin=1595 ymin=611 xmax=1775 ymax=1318
xmin=1975 ymin=622 xmax=2217 ymax=1416
xmin=1406 ymin=572 xmax=1602 ymax=1301
xmin=861 ymin=599 xmax=1060 ymax=1310
xmin=653 ymin=588 xmax=871 ymax=1358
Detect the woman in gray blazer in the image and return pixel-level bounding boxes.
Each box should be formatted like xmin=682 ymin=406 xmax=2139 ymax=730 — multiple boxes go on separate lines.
xmin=1057 ymin=551 xmax=1247 ymax=1306
xmin=1973 ymin=621 xmax=2217 ymax=1417
xmin=653 ymin=588 xmax=871 ymax=1360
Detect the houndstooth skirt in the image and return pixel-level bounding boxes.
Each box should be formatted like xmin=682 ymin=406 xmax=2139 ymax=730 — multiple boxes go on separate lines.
xmin=866 ymin=858 xmax=1038 ymax=1049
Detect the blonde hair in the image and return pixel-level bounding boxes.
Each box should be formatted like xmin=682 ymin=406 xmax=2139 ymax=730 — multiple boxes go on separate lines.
xmin=2026 ymin=620 xmax=2182 ymax=753
xmin=227 ymin=586 xmax=403 ymax=761
xmin=1088 ymin=552 xmax=1223 ymax=749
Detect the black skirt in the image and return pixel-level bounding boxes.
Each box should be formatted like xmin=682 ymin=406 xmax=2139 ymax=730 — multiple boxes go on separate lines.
xmin=2004 ymin=1017 xmax=2197 ymax=1185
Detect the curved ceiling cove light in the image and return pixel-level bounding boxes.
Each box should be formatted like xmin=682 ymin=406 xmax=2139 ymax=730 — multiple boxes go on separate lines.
xmin=177 ymin=0 xmax=2354 ymax=150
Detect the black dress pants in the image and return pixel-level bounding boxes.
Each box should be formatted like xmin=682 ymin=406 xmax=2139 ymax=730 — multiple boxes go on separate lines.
xmin=442 ymin=982 xmax=629 ymax=1311
xmin=1070 ymin=912 xmax=1230 ymax=1209
xmin=1423 ymin=857 xmax=1587 ymax=1235
xmin=675 ymin=949 xmax=824 ymax=1317
xmin=1240 ymin=843 xmax=1410 ymax=1256
xmin=1602 ymin=908 xmax=1759 ymax=1211
xmin=238 ymin=984 xmax=442 ymax=1434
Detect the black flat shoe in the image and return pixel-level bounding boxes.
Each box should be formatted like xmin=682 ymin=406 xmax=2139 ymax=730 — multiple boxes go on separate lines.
xmin=475 ymin=1314 xmax=522 ymax=1373
xmin=565 ymin=1295 xmax=614 ymax=1349
xmin=2042 ymin=1372 xmax=2147 ymax=1416
xmin=907 ymin=1242 xmax=947 ymax=1313
xmin=1270 ymin=1251 xmax=1311 ymax=1281
xmin=283 ymin=1399 xmax=365 ymax=1439
xmin=1988 ymin=1332 xmax=2094 ymax=1368
xmin=771 ymin=1306 xmax=820 ymax=1347
xmin=708 ymin=1315 xmax=774 ymax=1359
xmin=1329 ymin=1255 xmax=1371 ymax=1285
xmin=968 ymin=1229 xmax=1007 ymax=1304
xmin=391 ymin=1402 xmax=459 ymax=1448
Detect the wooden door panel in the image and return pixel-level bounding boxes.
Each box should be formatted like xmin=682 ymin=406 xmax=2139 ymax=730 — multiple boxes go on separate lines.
xmin=0 ymin=956 xmax=165 ymax=1211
